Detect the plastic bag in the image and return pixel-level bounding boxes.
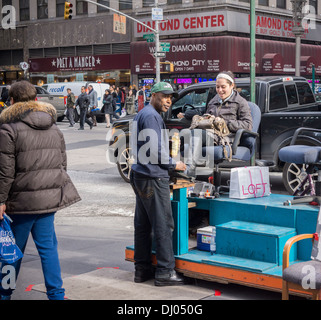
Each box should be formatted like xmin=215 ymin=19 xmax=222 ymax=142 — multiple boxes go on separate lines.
xmin=229 ymin=166 xmax=271 ymax=199
xmin=90 ymin=107 xmax=101 ymax=116
xmin=0 ymin=215 xmax=23 ymax=264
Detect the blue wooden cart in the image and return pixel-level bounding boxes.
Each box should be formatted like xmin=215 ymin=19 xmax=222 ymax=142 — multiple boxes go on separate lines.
xmin=125 ymin=184 xmax=319 ymax=297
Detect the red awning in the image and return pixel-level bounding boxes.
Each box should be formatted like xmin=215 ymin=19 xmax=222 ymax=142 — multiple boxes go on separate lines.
xmin=300 ymin=56 xmax=317 ymax=75
xmin=261 ymin=53 xmax=283 ymax=74
xmin=131 ymin=36 xmax=321 ymax=76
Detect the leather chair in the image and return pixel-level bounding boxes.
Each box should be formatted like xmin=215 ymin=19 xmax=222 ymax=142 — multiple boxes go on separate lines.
xmin=201 ymin=102 xmax=261 ymax=195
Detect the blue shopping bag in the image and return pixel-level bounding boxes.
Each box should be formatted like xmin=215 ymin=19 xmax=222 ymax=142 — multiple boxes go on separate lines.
xmin=0 ymin=215 xmax=23 ymax=264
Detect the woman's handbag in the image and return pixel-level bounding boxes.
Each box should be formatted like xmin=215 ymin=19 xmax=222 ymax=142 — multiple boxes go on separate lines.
xmin=0 ymin=215 xmax=23 ymax=264
xmin=189 ymin=114 xmax=232 ymax=161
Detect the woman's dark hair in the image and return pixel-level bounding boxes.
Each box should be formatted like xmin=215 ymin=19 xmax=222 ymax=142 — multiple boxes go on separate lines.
xmin=9 ymin=81 xmax=37 ymax=103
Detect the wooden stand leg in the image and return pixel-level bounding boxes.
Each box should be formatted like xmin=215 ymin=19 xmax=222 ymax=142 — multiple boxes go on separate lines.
xmin=282 ymin=280 xmax=289 ymax=300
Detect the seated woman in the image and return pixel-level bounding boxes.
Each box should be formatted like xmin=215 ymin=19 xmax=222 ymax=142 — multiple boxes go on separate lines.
xmin=187 ymin=71 xmax=253 ymax=174
xmin=207 ymin=71 xmax=252 ymax=133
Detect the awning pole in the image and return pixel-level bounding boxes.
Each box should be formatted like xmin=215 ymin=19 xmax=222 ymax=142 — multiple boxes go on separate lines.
xmin=250 ymin=0 xmax=256 ymax=166
xmin=250 ymin=0 xmax=256 ymax=104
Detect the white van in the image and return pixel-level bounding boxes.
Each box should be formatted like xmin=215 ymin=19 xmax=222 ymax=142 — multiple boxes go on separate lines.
xmin=43 ymin=82 xmax=85 ymax=97
xmin=43 ymin=82 xmax=110 ymax=122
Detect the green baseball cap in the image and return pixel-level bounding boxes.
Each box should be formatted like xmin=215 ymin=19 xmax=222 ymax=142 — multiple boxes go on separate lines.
xmin=151 ymin=82 xmax=178 ymax=98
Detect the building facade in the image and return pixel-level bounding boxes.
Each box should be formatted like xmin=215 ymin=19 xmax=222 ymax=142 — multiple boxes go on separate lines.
xmin=0 ymin=0 xmax=320 ymax=89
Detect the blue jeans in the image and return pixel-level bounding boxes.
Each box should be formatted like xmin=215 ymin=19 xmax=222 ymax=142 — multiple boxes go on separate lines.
xmin=0 ymin=212 xmax=65 ymax=300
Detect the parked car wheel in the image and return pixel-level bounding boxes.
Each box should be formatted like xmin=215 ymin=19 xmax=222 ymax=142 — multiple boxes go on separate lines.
xmin=282 ymin=162 xmax=316 ymax=195
xmin=116 ymin=147 xmax=133 ymax=183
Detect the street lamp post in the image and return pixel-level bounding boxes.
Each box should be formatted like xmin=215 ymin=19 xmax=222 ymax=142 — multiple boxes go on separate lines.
xmin=80 ymin=0 xmax=161 ymax=82
xmin=291 ymin=0 xmax=307 ymax=76
xmin=154 ymin=0 xmax=161 ymax=83
xmin=250 ymin=0 xmax=256 ymax=104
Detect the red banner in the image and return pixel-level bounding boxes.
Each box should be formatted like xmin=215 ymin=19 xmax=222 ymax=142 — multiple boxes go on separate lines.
xmin=131 ymin=36 xmax=321 ymax=76
xmin=29 ymin=54 xmax=130 ymax=73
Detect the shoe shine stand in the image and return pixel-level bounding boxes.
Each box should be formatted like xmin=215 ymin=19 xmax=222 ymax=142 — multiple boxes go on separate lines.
xmin=125 ymin=180 xmax=319 ymax=298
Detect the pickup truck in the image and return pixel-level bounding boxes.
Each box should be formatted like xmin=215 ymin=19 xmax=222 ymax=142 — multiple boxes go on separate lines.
xmin=107 ymin=76 xmax=321 ymax=194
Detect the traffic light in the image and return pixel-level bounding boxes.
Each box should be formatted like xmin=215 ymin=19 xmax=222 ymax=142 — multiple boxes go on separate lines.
xmin=64 ymin=2 xmax=73 ymax=20
xmin=161 ymin=62 xmax=174 ymax=73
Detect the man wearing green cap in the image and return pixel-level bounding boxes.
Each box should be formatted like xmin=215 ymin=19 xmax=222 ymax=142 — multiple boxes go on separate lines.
xmin=130 ymin=82 xmax=186 ymax=286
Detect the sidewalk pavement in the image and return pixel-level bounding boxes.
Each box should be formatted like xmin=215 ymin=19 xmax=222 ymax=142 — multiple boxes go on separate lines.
xmin=31 ymin=268 xmax=216 ymax=300
xmin=9 ymin=212 xmax=284 ymax=301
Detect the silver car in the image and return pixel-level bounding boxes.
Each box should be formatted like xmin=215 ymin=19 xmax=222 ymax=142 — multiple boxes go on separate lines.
xmin=35 ymin=85 xmax=66 ymax=121
xmin=1 ymin=84 xmax=66 ymax=121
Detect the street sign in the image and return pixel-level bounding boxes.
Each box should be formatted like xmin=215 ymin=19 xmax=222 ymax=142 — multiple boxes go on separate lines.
xmin=152 ymin=8 xmax=163 ymax=21
xmin=19 ymin=61 xmax=29 ymax=71
xmin=143 ymin=34 xmax=155 ymax=43
xmin=154 ymin=52 xmax=166 ymax=58
xmin=159 ymin=47 xmax=170 ymax=52
xmin=160 ymin=42 xmax=170 ymax=52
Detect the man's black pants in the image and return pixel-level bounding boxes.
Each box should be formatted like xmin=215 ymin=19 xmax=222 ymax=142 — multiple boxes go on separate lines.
xmin=130 ymin=171 xmax=175 ymax=276
xmin=79 ymin=107 xmax=93 ymax=129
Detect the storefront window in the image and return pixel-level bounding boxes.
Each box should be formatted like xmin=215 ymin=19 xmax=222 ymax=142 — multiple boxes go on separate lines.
xmin=258 ymin=0 xmax=269 ymax=6
xmin=19 ymin=0 xmax=30 ymax=21
xmin=30 ymin=70 xmax=130 ymax=87
xmin=143 ymin=0 xmax=154 ymax=7
xmin=119 ymin=1 xmax=132 ymax=10
xmin=276 ymin=0 xmax=286 ymax=9
xmin=168 ymin=0 xmax=182 ymax=4
xmin=37 ymin=0 xmax=48 ymax=20
xmin=76 ymin=1 xmax=88 ymax=15
xmin=0 ymin=49 xmax=23 ymax=65
xmin=97 ymin=0 xmax=110 ymax=13
xmin=56 ymin=0 xmax=65 ymax=17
